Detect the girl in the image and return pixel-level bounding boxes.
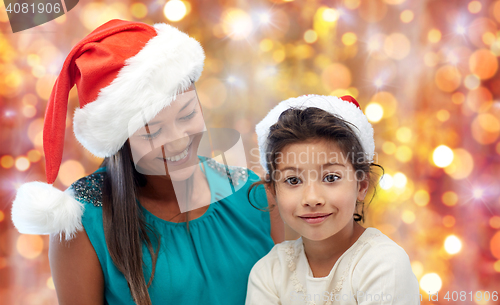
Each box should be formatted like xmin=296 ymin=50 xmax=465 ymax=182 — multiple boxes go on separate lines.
xmin=246 ymin=95 xmax=420 ymax=304
xmin=12 ymin=19 xmax=283 ymax=305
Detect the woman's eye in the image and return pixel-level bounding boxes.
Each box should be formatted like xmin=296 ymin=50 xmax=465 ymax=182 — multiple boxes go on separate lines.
xmin=324 ymin=174 xmax=340 ymax=183
xmin=285 ymin=177 xmax=301 ymax=185
xmin=141 ymin=128 xmax=162 ymax=140
xmin=180 ymin=109 xmax=197 ymax=121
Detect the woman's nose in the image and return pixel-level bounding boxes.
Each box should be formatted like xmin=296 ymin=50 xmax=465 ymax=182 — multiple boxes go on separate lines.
xmin=301 ymin=181 xmax=326 ymax=207
xmin=156 ymin=124 xmax=189 ymax=153
xmin=162 ymin=134 xmax=190 ymax=155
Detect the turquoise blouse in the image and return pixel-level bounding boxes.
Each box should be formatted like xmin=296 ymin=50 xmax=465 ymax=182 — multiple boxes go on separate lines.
xmin=71 ymin=156 xmax=274 ymax=304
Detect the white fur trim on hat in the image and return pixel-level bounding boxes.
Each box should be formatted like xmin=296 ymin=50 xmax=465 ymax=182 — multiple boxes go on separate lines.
xmin=11 ymin=182 xmax=84 ymax=240
xmin=255 ymin=95 xmax=375 ymax=173
xmin=73 ymin=23 xmax=205 ymax=158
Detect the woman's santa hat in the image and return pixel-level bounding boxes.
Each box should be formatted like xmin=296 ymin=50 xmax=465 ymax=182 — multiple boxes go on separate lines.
xmin=12 ymin=19 xmax=205 ymax=239
xmin=256 ymin=95 xmax=375 ymax=173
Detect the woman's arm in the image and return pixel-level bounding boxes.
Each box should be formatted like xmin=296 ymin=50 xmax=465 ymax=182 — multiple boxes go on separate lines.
xmin=48 ymin=229 xmax=105 ymax=305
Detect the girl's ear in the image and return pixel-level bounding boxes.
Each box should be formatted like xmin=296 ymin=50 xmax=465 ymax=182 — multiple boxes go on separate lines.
xmin=357 ymin=175 xmax=370 ymax=201
xmin=262 ymin=173 xmax=277 ymax=199
xmin=266 ymin=182 xmax=277 ymax=197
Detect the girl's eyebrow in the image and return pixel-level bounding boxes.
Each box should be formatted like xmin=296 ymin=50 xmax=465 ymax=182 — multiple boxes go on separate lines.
xmin=322 ymin=162 xmax=346 ymax=167
xmin=280 ymin=166 xmax=300 ymax=172
xmin=146 ymin=97 xmax=196 ymax=125
xmin=278 ymin=162 xmax=345 ymax=172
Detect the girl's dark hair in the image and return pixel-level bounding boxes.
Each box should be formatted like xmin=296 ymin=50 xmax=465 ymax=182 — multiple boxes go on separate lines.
xmin=249 ymin=106 xmax=384 ymax=222
xmin=101 ymin=141 xmax=160 ymax=305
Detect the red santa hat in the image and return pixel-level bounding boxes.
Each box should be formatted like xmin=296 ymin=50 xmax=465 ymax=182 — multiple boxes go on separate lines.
xmin=255 ymin=95 xmax=375 ymax=173
xmin=11 ymin=19 xmax=205 ymax=238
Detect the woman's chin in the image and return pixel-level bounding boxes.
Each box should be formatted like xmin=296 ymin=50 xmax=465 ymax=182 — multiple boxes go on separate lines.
xmin=168 ymin=163 xmax=198 ymax=181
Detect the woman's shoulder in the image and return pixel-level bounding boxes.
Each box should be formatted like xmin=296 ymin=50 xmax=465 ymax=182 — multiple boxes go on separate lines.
xmin=201 ymin=156 xmax=250 ymax=185
xmin=67 ymin=168 xmax=106 ymax=207
xmin=66 ymin=168 xmax=107 ymax=233
xmin=200 ymin=156 xmax=269 ymax=208
xmin=66 ymin=169 xmax=109 ymax=254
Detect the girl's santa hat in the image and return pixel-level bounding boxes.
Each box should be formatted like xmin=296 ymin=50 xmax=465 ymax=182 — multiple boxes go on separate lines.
xmin=11 ymin=19 xmax=205 ymax=239
xmin=256 ymin=95 xmax=375 ymax=173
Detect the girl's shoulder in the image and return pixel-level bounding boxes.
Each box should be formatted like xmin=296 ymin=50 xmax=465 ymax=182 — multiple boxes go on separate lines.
xmin=359 ymin=227 xmax=411 ymax=258
xmin=251 ymin=238 xmax=303 ymax=275
xmin=352 ymin=227 xmax=414 ymax=274
xmin=251 ymin=226 xmax=410 ymax=274
xmin=351 ymin=228 xmax=420 ymax=302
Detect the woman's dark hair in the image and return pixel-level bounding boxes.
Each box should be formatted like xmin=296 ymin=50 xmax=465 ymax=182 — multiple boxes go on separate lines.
xmin=101 ymin=141 xmax=160 ymax=305
xmin=249 ymin=107 xmax=384 ymax=222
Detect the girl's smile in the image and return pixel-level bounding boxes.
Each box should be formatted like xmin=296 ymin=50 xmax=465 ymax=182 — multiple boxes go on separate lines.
xmin=298 ymin=212 xmax=333 ymax=224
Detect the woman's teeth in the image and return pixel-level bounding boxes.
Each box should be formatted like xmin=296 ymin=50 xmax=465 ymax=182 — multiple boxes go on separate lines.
xmin=165 ymin=144 xmax=190 ymax=162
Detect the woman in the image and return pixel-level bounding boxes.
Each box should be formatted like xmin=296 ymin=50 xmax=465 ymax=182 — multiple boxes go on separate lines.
xmin=12 ymin=19 xmax=283 ymax=305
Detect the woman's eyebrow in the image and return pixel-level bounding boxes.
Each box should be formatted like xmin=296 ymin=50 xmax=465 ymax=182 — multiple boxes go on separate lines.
xmin=145 ymin=97 xmax=197 ymax=126
xmin=179 ymin=96 xmax=196 ymax=111
xmin=143 ymin=121 xmax=161 ymax=126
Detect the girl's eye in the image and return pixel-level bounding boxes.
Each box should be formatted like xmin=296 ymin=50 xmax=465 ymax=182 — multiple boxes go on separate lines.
xmin=141 ymin=128 xmax=162 ymax=140
xmin=285 ymin=177 xmax=301 ymax=185
xmin=324 ymin=174 xmax=340 ymax=183
xmin=180 ymin=109 xmax=197 ymax=121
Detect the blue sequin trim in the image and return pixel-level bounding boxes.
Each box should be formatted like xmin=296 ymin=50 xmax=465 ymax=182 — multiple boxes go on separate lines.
xmin=69 ymin=173 xmax=105 ymax=207
xmin=68 ymin=159 xmax=247 ymax=207
xmin=205 ymin=158 xmax=248 ymax=186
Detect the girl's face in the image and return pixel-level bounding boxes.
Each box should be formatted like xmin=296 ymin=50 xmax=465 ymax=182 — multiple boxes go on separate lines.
xmin=128 ymin=84 xmax=207 ymax=181
xmin=273 ymin=140 xmax=369 ymax=241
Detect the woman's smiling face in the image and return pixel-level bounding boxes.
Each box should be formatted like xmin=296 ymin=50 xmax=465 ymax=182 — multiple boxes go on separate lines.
xmin=273 ymin=140 xmax=369 ymax=241
xmin=128 ymin=84 xmax=207 ymax=181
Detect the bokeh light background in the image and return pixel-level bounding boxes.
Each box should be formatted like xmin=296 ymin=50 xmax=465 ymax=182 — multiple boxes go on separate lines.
xmin=1 ymin=0 xmax=500 ymax=304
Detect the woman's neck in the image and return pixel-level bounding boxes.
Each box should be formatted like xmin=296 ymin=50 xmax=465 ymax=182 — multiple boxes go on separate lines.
xmin=140 ymin=174 xmax=178 ymax=202
xmin=302 ymin=221 xmax=366 ymax=277
xmin=137 ymin=164 xmax=211 ymax=221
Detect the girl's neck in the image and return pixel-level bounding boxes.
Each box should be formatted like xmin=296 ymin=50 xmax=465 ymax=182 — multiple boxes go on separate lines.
xmin=302 ymin=221 xmax=366 ymax=277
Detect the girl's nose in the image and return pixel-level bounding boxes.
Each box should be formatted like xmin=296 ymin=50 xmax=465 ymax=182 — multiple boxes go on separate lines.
xmin=301 ymin=182 xmax=325 ymax=207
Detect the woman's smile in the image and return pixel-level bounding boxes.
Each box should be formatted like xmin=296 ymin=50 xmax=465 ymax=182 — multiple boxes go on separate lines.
xmin=159 ymin=141 xmax=194 ymax=166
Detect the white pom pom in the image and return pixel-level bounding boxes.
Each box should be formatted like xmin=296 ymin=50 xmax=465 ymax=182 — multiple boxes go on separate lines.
xmin=11 ymin=182 xmax=85 ymax=240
